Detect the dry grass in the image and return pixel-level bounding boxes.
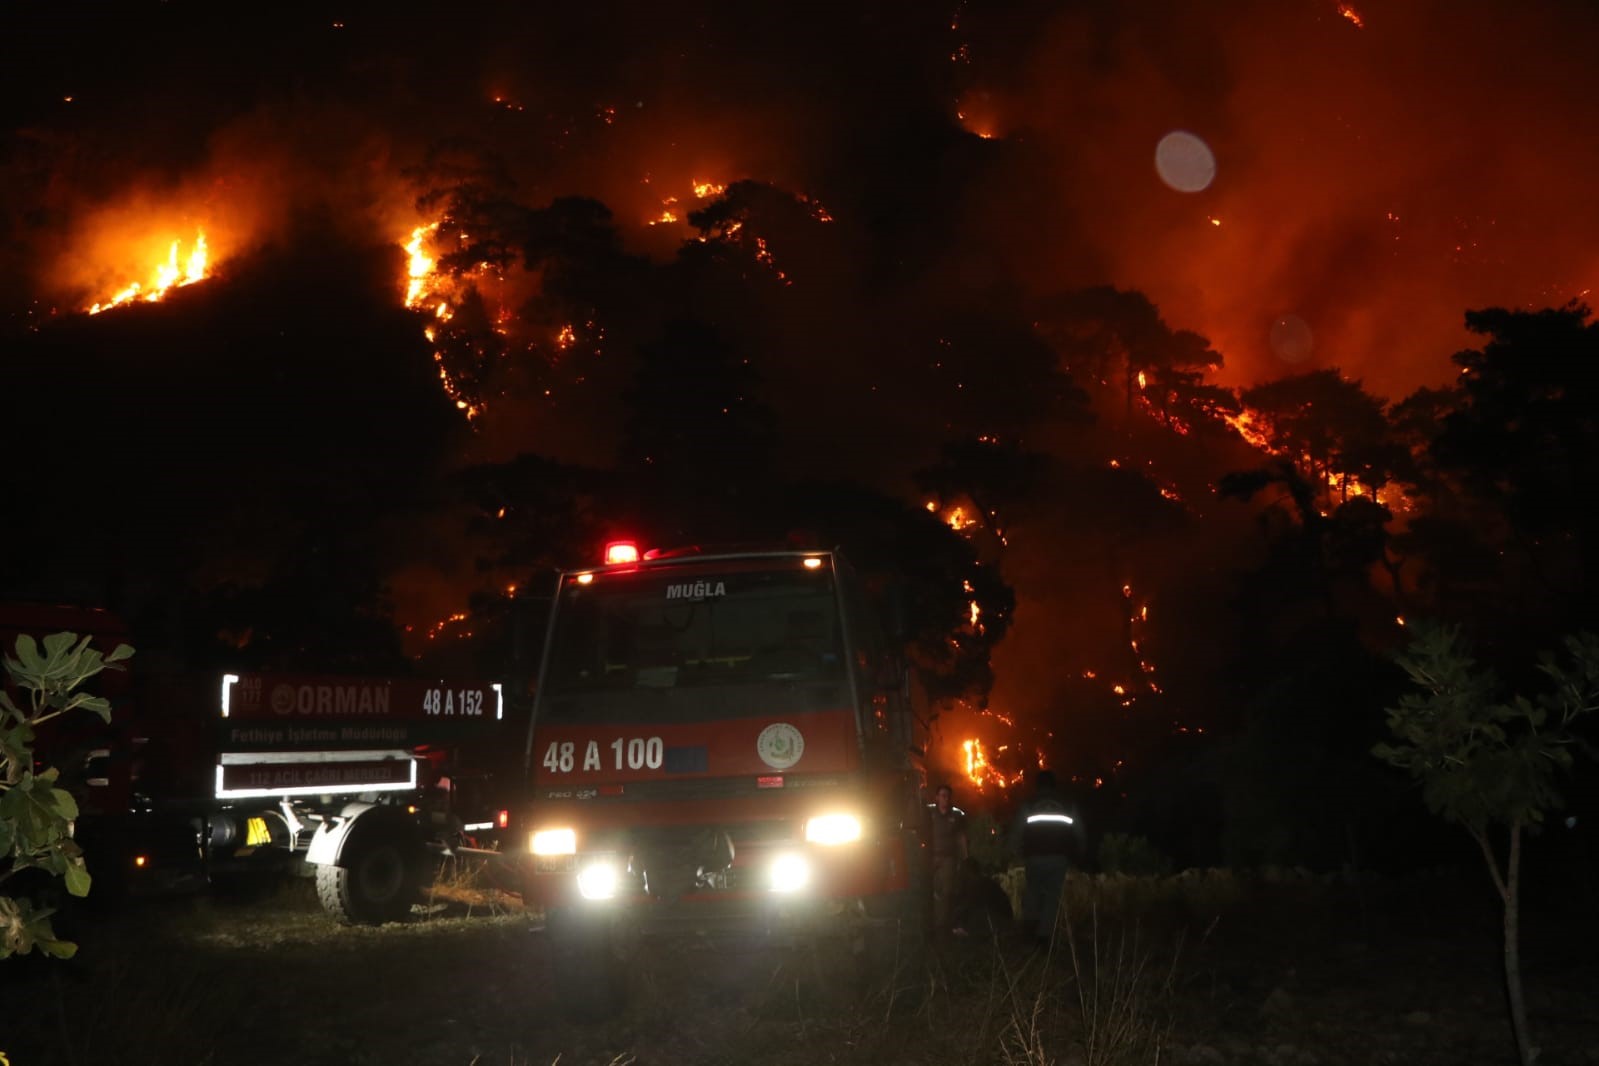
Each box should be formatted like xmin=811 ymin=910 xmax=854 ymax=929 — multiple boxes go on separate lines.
xmin=426 ymin=850 xmax=526 ymax=919
xmin=14 ymin=871 xmax=1548 ymax=1066
xmin=1061 ymin=902 xmax=1179 ymax=1066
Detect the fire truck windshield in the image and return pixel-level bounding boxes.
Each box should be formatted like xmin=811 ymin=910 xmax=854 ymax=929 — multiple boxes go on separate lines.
xmin=541 ymin=565 xmax=848 ymax=723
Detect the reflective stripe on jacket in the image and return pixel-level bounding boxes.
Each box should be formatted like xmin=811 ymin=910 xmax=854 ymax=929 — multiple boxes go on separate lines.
xmin=1021 ymin=797 xmax=1074 ymax=858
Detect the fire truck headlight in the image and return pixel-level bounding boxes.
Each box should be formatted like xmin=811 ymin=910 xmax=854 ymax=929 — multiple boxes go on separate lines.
xmin=576 ymin=859 xmax=620 ymax=900
xmin=769 ymin=852 xmax=811 ymax=893
xmin=804 ymin=813 xmax=863 ymax=846
xmin=531 ymin=827 xmax=577 ymax=856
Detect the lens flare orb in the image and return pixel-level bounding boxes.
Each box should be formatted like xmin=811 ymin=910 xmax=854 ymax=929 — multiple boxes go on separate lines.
xmin=1154 ymin=131 xmax=1216 ymax=193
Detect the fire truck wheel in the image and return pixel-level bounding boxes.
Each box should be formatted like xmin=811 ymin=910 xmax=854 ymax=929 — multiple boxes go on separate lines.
xmin=316 ymin=832 xmax=422 ymax=924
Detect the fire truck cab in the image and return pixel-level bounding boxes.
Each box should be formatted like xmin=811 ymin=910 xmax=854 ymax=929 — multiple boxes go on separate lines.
xmin=520 ymin=544 xmax=930 ymax=1007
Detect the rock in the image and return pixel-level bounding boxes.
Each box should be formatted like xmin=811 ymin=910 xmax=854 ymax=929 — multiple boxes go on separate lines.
xmin=1403 ymin=1010 xmax=1431 ymax=1025
xmin=1262 ymin=986 xmax=1295 ymax=1015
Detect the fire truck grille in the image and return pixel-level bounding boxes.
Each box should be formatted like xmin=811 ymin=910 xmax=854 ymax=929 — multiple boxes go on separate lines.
xmin=627 ymin=822 xmax=791 ymax=898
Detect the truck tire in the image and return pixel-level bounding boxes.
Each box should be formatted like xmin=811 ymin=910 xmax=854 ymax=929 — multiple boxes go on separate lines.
xmin=316 ymin=828 xmax=422 ymax=924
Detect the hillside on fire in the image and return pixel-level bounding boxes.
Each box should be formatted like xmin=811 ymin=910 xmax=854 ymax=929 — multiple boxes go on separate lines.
xmin=6 ymin=0 xmax=1599 ymax=880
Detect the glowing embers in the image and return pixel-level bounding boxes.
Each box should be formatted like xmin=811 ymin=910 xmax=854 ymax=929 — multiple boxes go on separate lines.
xmin=1337 ymin=3 xmax=1365 ymax=28
xmin=955 ymin=88 xmax=1002 ymax=141
xmin=1123 ymin=584 xmax=1160 ymax=700
xmin=87 ymin=231 xmax=210 ymax=314
xmin=426 ymin=611 xmax=470 ymax=642
xmin=648 ymin=177 xmax=729 ymax=226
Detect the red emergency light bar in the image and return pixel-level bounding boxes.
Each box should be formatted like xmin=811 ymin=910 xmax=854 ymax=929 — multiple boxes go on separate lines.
xmin=603 ymin=541 xmax=640 ymax=565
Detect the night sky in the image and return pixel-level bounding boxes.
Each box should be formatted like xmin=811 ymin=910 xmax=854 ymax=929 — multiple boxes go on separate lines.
xmin=5 ymin=0 xmax=1598 ymax=852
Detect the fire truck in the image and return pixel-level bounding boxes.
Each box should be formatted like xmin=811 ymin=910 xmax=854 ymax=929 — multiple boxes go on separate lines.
xmin=210 ymin=671 xmax=507 ymax=922
xmin=518 ymin=542 xmax=932 ymax=1008
xmin=3 ymin=603 xmax=508 ymax=923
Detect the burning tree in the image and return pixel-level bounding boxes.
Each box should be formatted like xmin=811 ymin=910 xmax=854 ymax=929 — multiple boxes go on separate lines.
xmin=1035 ymin=286 xmax=1222 ymax=423
xmin=1238 ymin=369 xmax=1404 ymax=507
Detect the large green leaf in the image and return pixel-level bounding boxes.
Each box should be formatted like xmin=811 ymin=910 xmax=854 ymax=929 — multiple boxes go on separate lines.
xmin=61 ymin=693 xmax=112 ymax=722
xmin=40 ymin=631 xmax=81 ymax=660
xmin=0 ymin=773 xmax=71 ymax=852
xmin=63 ymin=861 xmax=91 ymax=898
xmin=38 ymin=936 xmax=79 ymax=959
xmin=46 ymin=785 xmax=79 ymax=822
xmin=7 ymin=633 xmax=41 ymax=673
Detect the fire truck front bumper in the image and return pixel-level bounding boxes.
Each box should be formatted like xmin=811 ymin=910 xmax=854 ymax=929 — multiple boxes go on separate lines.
xmin=545 ymin=891 xmax=886 ymax=947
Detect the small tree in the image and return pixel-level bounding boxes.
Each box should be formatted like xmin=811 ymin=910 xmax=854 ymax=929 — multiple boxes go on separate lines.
xmin=1374 ymin=621 xmax=1599 ymax=1066
xmin=1 ymin=632 xmax=133 ymax=959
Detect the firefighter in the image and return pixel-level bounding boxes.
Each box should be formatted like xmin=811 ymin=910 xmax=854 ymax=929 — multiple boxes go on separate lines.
xmin=927 ymin=783 xmax=969 ymax=938
xmin=1010 ymin=769 xmax=1080 ymax=943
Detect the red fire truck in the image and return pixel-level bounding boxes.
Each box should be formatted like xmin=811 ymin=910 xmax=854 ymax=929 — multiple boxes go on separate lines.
xmin=212 ymin=671 xmax=506 ymax=922
xmin=3 ymin=602 xmax=508 ymax=923
xmin=518 ymin=542 xmax=932 ymax=1008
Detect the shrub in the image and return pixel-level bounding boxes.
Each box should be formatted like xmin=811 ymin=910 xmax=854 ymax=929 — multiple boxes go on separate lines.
xmin=1097 ymin=833 xmax=1173 ymax=877
xmin=2 ymin=632 xmax=133 ymax=958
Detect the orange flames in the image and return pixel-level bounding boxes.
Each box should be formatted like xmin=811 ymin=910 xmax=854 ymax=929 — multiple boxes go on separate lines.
xmin=404 ymin=222 xmax=439 ymax=310
xmin=402 ymin=219 xmax=484 ymax=420
xmin=1223 ymin=408 xmax=1273 ymax=451
xmin=1337 ymin=3 xmax=1365 ymax=29
xmin=87 ymin=230 xmax=210 ymax=314
xmin=648 ymin=178 xmax=728 ymax=227
xmin=1223 ymin=406 xmax=1403 ymax=509
xmin=960 ymin=733 xmax=1038 ymax=791
xmin=962 ymin=738 xmax=992 ymax=787
xmin=943 ymin=505 xmax=978 ymax=532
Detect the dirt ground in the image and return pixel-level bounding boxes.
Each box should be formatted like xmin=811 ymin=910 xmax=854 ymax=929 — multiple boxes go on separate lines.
xmin=4 ymin=867 xmax=1598 ymax=1066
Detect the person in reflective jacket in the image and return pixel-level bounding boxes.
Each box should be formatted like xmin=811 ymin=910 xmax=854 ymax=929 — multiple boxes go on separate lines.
xmin=1009 ymin=769 xmax=1080 ymax=942
xmin=927 ymin=783 xmax=968 ymax=938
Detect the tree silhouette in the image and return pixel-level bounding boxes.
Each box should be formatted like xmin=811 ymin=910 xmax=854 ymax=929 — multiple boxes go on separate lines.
xmin=620 ymin=319 xmax=775 ymax=482
xmin=1428 ymin=304 xmax=1599 ymax=633
xmin=1239 ymin=369 xmax=1394 ymax=504
xmin=915 ymin=437 xmax=1055 ymax=557
xmin=910 ymin=312 xmax=1089 ymax=442
xmin=1036 ymin=286 xmax=1222 ymax=422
